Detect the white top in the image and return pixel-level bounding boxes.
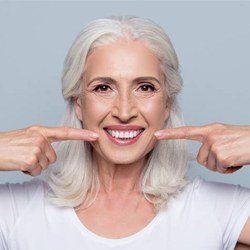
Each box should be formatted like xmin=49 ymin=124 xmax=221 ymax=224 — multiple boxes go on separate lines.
xmin=0 ymin=176 xmax=250 ymax=250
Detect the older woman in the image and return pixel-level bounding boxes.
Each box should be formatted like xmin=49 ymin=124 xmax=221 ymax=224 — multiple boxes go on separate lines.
xmin=0 ymin=15 xmax=250 ymax=249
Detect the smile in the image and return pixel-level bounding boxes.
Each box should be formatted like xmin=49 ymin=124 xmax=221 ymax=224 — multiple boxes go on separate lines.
xmin=103 ymin=128 xmax=145 ymax=146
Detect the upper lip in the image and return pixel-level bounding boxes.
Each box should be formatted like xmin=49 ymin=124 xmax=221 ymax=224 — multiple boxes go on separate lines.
xmin=103 ymin=125 xmax=145 ymax=131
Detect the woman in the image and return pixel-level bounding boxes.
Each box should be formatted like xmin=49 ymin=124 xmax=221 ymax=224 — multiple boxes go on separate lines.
xmin=0 ymin=15 xmax=250 ymax=249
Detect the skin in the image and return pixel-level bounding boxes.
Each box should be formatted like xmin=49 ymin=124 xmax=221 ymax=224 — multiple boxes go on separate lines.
xmin=73 ymin=38 xmax=170 ymax=196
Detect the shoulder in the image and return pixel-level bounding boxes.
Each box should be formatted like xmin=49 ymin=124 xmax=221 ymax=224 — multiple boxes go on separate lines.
xmin=191 ymin=176 xmax=250 ymax=203
xmin=0 ymin=177 xmax=46 ymax=203
xmin=0 ymin=178 xmax=47 ymax=231
xmin=186 ymin=176 xmax=250 ymax=249
xmin=184 ymin=175 xmax=250 ymax=195
xmin=175 ymin=176 xmax=250 ymax=212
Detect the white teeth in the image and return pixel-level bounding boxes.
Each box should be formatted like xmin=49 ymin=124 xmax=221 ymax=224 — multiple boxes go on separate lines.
xmin=130 ymin=131 xmax=134 ymax=138
xmin=107 ymin=129 xmax=143 ymax=139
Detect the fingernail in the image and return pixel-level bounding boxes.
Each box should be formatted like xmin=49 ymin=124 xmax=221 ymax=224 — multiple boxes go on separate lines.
xmin=90 ymin=133 xmax=99 ymax=138
xmin=154 ymin=131 xmax=164 ymax=137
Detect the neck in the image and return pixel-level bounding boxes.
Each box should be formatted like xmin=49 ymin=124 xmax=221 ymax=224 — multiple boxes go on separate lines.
xmin=93 ymin=149 xmax=148 ymax=197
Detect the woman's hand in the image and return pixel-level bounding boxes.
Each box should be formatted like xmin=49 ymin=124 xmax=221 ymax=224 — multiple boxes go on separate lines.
xmin=154 ymin=123 xmax=250 ymax=174
xmin=0 ymin=125 xmax=99 ymax=176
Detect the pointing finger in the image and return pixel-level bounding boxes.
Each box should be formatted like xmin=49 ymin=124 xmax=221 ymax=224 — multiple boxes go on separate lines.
xmin=29 ymin=126 xmax=99 ymax=143
xmin=45 ymin=126 xmax=99 ymax=143
xmin=154 ymin=126 xmax=208 ymax=142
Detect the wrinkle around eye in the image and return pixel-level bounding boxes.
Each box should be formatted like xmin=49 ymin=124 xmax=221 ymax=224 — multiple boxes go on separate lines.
xmin=91 ymin=83 xmax=159 ymax=94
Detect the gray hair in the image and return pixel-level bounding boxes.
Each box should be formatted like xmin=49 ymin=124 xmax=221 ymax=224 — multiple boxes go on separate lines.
xmin=41 ymin=15 xmax=194 ymax=213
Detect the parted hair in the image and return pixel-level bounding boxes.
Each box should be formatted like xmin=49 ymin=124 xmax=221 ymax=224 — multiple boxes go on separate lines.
xmin=41 ymin=15 xmax=193 ymax=213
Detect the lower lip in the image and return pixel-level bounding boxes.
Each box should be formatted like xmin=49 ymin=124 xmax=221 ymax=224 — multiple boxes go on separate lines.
xmin=104 ymin=129 xmax=144 ymax=146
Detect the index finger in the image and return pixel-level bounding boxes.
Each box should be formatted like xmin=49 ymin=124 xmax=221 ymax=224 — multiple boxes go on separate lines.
xmin=154 ymin=125 xmax=208 ymax=142
xmin=35 ymin=126 xmax=99 ymax=143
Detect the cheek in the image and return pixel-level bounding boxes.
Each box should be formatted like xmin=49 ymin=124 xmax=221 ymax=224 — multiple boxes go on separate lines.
xmin=82 ymin=95 xmax=110 ymax=127
xmin=141 ymin=99 xmax=167 ymax=126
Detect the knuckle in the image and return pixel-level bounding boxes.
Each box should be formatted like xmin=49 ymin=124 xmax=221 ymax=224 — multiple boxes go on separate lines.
xmin=206 ymin=135 xmax=216 ymax=145
xmin=219 ymin=157 xmax=230 ymax=166
xmin=210 ymin=144 xmax=218 ymax=154
xmin=224 ymin=157 xmax=233 ymax=166
xmin=224 ymin=155 xmax=236 ymax=166
xmin=27 ymin=125 xmax=42 ymax=132
xmin=32 ymin=146 xmax=42 ymax=156
xmin=33 ymin=135 xmax=45 ymax=146
xmin=20 ymin=164 xmax=29 ymax=172
xmin=25 ymin=155 xmax=38 ymax=167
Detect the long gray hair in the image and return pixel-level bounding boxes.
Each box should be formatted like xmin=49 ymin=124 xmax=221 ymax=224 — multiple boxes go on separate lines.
xmin=41 ymin=15 xmax=194 ymax=213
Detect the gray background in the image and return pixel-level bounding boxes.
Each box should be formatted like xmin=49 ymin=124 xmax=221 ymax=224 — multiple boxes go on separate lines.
xmin=0 ymin=1 xmax=250 ymax=187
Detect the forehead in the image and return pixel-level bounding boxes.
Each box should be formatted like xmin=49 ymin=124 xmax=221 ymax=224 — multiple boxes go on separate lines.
xmin=83 ymin=39 xmax=162 ymax=82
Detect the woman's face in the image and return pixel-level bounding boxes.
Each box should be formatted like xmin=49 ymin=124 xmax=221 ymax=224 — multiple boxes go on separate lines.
xmin=74 ymin=38 xmax=171 ymax=164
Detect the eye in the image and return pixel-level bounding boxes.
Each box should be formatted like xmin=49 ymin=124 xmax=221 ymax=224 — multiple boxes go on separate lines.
xmin=92 ymin=83 xmax=156 ymax=93
xmin=138 ymin=84 xmax=156 ymax=92
xmin=93 ymin=84 xmax=111 ymax=92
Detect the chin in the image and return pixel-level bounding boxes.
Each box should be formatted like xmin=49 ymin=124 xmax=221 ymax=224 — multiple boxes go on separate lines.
xmin=91 ymin=132 xmax=153 ymax=163
xmin=106 ymin=152 xmax=144 ymax=164
xmin=92 ymin=146 xmax=145 ymax=165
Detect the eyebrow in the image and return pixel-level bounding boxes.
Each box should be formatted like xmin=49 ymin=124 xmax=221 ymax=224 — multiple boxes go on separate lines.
xmin=87 ymin=76 xmax=161 ymax=86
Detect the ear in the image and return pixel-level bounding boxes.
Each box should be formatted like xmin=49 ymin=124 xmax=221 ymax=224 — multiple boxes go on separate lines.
xmin=73 ymin=96 xmax=83 ymax=121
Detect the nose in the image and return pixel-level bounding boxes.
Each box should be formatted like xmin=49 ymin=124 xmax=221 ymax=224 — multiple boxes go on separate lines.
xmin=111 ymin=90 xmax=138 ymax=122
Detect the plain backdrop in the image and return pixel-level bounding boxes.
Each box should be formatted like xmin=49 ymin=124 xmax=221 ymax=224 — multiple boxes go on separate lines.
xmin=0 ymin=1 xmax=250 ymax=187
